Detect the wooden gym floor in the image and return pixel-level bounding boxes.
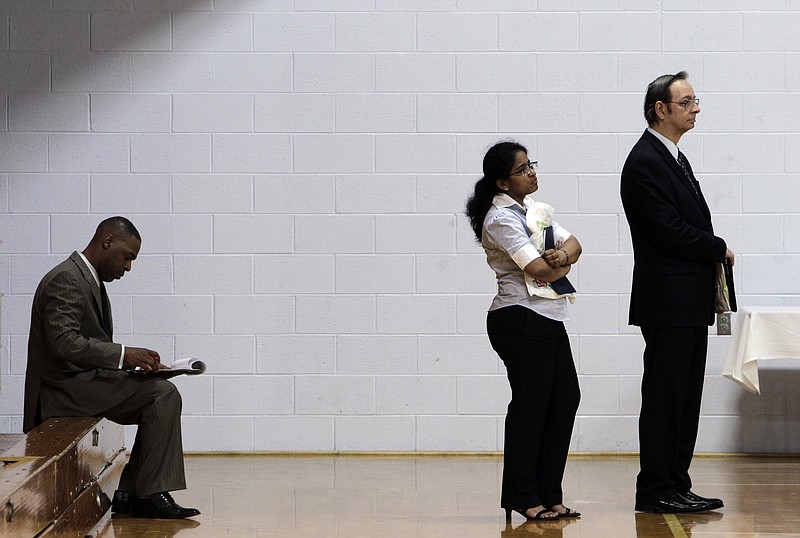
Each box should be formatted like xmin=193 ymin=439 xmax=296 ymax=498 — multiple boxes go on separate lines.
xmin=90 ymin=453 xmax=800 ymax=537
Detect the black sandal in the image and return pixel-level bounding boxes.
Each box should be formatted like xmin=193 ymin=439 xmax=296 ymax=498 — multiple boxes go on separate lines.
xmin=547 ymin=506 xmax=581 ymax=518
xmin=504 ymin=507 xmax=560 ymax=522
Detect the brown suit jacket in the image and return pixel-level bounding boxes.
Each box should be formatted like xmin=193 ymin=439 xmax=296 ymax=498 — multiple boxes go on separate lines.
xmin=23 ymin=252 xmax=138 ymax=432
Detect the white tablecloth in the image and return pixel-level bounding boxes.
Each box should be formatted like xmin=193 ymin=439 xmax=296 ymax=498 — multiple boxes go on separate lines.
xmin=722 ymin=307 xmax=800 ymax=394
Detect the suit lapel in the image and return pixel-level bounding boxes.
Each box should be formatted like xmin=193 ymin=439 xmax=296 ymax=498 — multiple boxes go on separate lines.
xmin=69 ymin=251 xmax=109 ymax=336
xmin=642 ymin=131 xmax=712 ymax=226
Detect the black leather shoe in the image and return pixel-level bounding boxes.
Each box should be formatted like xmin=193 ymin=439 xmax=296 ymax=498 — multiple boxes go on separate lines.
xmin=635 ymin=493 xmax=710 ymax=513
xmin=678 ymin=490 xmax=724 ymax=510
xmin=131 ymin=492 xmax=201 ymax=519
xmin=111 ymin=490 xmax=133 ymax=514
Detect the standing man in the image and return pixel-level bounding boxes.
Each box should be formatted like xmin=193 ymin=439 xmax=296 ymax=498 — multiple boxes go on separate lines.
xmin=23 ymin=216 xmax=200 ymax=519
xmin=621 ymin=72 xmax=734 ymax=513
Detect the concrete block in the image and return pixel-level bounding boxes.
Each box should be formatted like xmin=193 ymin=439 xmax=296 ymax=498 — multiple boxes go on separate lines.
xmin=579 ymin=335 xmax=643 ymax=376
xmin=499 ymin=12 xmax=578 ymax=51
xmin=418 ymin=335 xmax=498 ymax=374
xmin=170 ymin=375 xmax=213 ymax=416
xmin=91 ymin=93 xmax=170 ymax=132
xmin=537 ymin=53 xmax=617 ymax=92
xmin=132 ymin=295 xmax=213 ymax=334
xmin=336 ymin=93 xmax=415 ymax=133
xmin=173 ymin=93 xmax=252 ymax=132
xmin=376 ymin=375 xmax=456 ymax=414
xmin=417 ymin=13 xmax=497 ymax=51
xmin=743 ymin=93 xmax=800 ymax=132
xmin=174 ymin=255 xmax=253 ymax=294
xmin=376 ymin=295 xmax=456 ymax=334
xmin=182 ymin=416 xmax=253 ymax=452
xmin=335 ymin=175 xmax=415 ymax=214
xmin=580 ymin=12 xmax=660 ymax=50
xmin=10 ymin=11 xmax=88 ymax=50
xmin=567 ymin=294 xmax=620 ymax=335
xmin=213 ymin=134 xmax=291 ymax=173
xmin=418 ymin=94 xmax=497 ymax=133
xmin=215 ymin=375 xmax=294 ymax=415
xmin=212 ymin=53 xmax=292 ymax=92
xmin=175 ymin=334 xmax=256 ymax=374
xmin=255 ymin=255 xmax=334 ymax=294
xmin=578 ymin=255 xmax=634 ymax=294
xmin=131 ymin=134 xmax=211 ymax=173
xmin=416 ymin=254 xmax=496 ymax=294
xmin=376 ymin=134 xmax=455 ymax=173
xmin=456 ymin=53 xmax=537 ymax=92
xmin=376 ymin=215 xmax=455 ymax=253
xmin=500 ymin=93 xmax=579 ymax=133
xmin=173 ymin=12 xmax=252 ymax=52
xmin=416 ymin=174 xmax=476 ymax=214
xmin=376 ymin=53 xmax=455 ymax=92
xmin=257 ymin=335 xmax=336 ymax=374
xmin=456 ymin=294 xmax=495 ymax=335
xmin=107 ymin=255 xmax=173 ymax=295
xmin=254 ymin=175 xmax=335 ymax=214
xmin=134 ymin=215 xmax=212 ymax=254
xmin=295 ymin=375 xmax=375 ymax=415
xmin=578 ymin=376 xmax=620 ymax=415
xmin=334 ymin=255 xmax=415 ymax=294
xmin=296 ymin=295 xmax=375 ymax=334
xmin=336 ymin=335 xmax=417 ymax=374
xmin=456 ymin=375 xmax=509 ymax=414
xmin=705 ymin=134 xmax=783 ymax=174
xmin=294 ymin=53 xmax=374 ymax=92
xmin=91 ymin=11 xmax=171 ymax=51
xmin=416 ymin=416 xmax=498 ymax=451
xmin=294 ymin=135 xmax=373 ymax=173
xmin=253 ymin=13 xmax=333 ymax=52
xmin=0 ymin=214 xmax=48 ymax=253
xmin=255 ymin=93 xmax=335 ymax=133
xmin=336 ymin=13 xmax=415 ymax=52
xmin=255 ymin=417 xmax=335 ymax=451
xmin=575 ymin=416 xmax=638 ymax=451
xmin=8 ymin=174 xmax=88 ymax=213
xmin=52 ymin=51 xmax=130 ymax=92
xmin=580 ymin=93 xmax=642 ymax=134
xmin=335 ymin=417 xmax=415 ymax=451
xmin=214 ymin=295 xmax=294 ymax=334
xmin=705 ymin=53 xmax=784 ymax=92
xmin=295 ymin=215 xmax=374 ymax=254
xmin=713 ymin=215 xmax=782 ymax=254
xmin=559 ymin=214 xmax=620 ymax=254
xmin=173 ymin=174 xmax=252 ymax=214
xmin=214 ymin=215 xmax=293 ymax=254
xmin=49 ymin=215 xmax=107 ymax=254
xmin=0 ymin=134 xmax=47 ymax=172
xmin=132 ymin=53 xmax=212 ymax=92
xmin=9 ymin=93 xmax=88 ymax=132
xmin=10 ymin=255 xmax=63 ymax=294
xmin=91 ymin=174 xmax=171 ymax=213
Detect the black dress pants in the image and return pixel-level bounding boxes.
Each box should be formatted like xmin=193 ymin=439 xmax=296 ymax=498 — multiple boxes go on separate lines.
xmin=636 ymin=326 xmax=708 ymax=502
xmin=487 ymin=305 xmax=580 ymax=510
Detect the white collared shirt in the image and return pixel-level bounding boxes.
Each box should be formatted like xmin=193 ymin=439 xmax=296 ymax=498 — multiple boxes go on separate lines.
xmin=647 ymin=127 xmax=680 ymax=162
xmin=76 ymin=251 xmax=125 ymax=368
xmin=481 ymin=194 xmax=571 ymax=321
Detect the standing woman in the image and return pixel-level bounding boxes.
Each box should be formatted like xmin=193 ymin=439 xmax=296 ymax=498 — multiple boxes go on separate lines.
xmin=466 ymin=141 xmax=582 ymax=522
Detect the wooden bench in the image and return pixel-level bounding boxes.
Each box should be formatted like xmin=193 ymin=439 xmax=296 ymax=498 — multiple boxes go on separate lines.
xmin=0 ymin=417 xmax=125 ymax=537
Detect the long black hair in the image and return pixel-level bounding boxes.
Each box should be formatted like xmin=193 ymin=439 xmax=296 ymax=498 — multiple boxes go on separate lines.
xmin=465 ymin=140 xmax=527 ymax=242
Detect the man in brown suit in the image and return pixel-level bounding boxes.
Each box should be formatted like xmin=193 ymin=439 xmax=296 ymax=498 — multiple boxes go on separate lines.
xmin=23 ymin=216 xmax=200 ymax=519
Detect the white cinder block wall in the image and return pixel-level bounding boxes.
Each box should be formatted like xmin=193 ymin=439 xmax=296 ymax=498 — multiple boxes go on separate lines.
xmin=1 ymin=2 xmax=800 ymax=453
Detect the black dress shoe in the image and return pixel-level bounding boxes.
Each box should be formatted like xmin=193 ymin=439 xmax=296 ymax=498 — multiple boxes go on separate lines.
xmin=131 ymin=492 xmax=201 ymax=519
xmin=635 ymin=493 xmax=710 ymax=513
xmin=111 ymin=490 xmax=133 ymax=514
xmin=678 ymin=490 xmax=724 ymax=510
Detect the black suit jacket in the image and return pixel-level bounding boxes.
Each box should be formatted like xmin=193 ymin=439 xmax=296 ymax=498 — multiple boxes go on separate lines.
xmin=621 ymin=130 xmax=727 ymax=327
xmin=23 ymin=252 xmax=138 ymax=433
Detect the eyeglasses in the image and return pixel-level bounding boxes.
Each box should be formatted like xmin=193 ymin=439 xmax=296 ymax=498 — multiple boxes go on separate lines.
xmin=510 ymin=160 xmax=537 ymax=176
xmin=665 ymin=97 xmax=700 ymax=109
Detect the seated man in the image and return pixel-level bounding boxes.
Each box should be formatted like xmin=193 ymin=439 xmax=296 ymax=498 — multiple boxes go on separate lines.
xmin=23 ymin=216 xmax=200 ymax=519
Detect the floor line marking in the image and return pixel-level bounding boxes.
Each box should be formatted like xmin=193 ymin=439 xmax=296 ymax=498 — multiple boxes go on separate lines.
xmin=663 ymin=513 xmax=689 ymax=538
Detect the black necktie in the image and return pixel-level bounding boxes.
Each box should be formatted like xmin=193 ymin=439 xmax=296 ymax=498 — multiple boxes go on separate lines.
xmin=677 ymin=151 xmax=700 ymax=199
xmin=99 ymin=282 xmax=113 ymax=337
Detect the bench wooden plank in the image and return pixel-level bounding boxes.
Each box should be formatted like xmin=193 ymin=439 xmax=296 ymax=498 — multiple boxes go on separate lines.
xmin=0 ymin=417 xmax=125 ymax=538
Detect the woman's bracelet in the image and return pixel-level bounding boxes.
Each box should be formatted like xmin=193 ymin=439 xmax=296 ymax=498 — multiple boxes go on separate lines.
xmin=559 ymin=248 xmax=570 ymax=264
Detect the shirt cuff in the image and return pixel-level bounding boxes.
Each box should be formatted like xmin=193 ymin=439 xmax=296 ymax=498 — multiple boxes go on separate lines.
xmin=510 ymin=243 xmax=539 ymax=271
xmin=118 ymin=344 xmax=125 ymax=369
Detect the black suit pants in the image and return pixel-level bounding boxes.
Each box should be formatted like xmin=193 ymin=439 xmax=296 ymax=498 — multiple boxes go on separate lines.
xmin=637 ymin=326 xmax=707 ymax=502
xmin=487 ymin=305 xmax=580 ymax=510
